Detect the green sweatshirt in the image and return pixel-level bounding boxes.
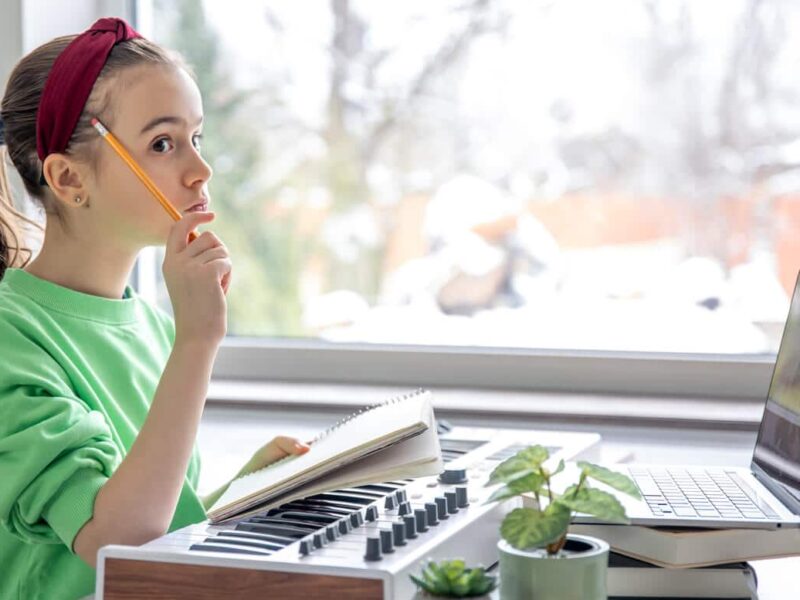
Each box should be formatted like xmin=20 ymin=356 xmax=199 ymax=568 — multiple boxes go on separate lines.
xmin=0 ymin=268 xmax=206 ymax=599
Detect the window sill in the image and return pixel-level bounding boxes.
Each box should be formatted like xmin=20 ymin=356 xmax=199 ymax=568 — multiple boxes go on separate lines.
xmin=207 ymin=379 xmax=763 ymax=429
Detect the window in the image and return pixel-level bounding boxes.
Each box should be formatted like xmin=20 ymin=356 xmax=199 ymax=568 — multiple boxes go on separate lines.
xmin=142 ymin=1 xmax=795 ymax=395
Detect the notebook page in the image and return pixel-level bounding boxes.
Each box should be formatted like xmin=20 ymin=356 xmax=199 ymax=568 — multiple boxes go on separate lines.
xmin=223 ymin=412 xmax=443 ymax=520
xmin=210 ymin=390 xmax=432 ymax=517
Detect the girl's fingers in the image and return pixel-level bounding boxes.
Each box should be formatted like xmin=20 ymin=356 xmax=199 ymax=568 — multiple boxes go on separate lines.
xmin=221 ymin=269 xmax=232 ymax=295
xmin=198 ymin=246 xmax=229 ymax=264
xmin=187 ymin=231 xmax=224 ymax=259
xmin=166 ymin=212 xmax=215 ymax=254
xmin=257 ymin=436 xmax=310 ymax=467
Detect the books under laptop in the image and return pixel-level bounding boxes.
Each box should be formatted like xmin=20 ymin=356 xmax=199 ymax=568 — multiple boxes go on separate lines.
xmin=606 ymin=552 xmax=757 ymax=599
xmin=208 ymin=389 xmax=443 ymax=523
xmin=575 ymin=272 xmax=800 ymax=530
xmin=572 ymin=523 xmax=800 ymax=568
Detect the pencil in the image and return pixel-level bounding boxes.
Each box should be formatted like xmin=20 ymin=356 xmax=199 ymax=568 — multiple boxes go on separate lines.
xmin=90 ymin=117 xmax=198 ymax=242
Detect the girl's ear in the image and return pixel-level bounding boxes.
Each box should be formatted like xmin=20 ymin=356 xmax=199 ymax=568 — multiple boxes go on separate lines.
xmin=42 ymin=153 xmax=91 ymax=208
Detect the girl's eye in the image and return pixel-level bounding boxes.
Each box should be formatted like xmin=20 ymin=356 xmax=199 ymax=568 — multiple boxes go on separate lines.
xmin=192 ymin=133 xmax=203 ymax=150
xmin=152 ymin=137 xmax=173 ymax=153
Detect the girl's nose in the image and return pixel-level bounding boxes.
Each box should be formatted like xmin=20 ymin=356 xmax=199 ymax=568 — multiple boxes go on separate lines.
xmin=184 ymin=149 xmax=213 ymax=188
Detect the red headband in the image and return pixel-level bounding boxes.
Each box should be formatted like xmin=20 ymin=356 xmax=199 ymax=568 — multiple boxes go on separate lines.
xmin=36 ymin=17 xmax=142 ymax=162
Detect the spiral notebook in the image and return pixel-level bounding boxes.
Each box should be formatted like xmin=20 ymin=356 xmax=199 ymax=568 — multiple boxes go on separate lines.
xmin=208 ymin=389 xmax=442 ymax=523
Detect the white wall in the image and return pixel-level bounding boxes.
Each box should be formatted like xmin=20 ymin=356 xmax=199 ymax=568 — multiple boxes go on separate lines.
xmin=0 ymin=0 xmax=134 ymax=97
xmin=0 ymin=0 xmax=24 ymax=98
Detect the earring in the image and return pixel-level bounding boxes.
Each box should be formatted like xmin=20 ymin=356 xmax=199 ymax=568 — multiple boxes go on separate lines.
xmin=74 ymin=196 xmax=82 ymax=204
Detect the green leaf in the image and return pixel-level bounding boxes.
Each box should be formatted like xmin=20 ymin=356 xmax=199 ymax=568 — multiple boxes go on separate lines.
xmin=549 ymin=458 xmax=565 ymax=478
xmin=558 ymin=485 xmax=629 ymax=523
xmin=451 ymin=574 xmax=470 ymax=596
xmin=426 ymin=561 xmax=450 ymax=593
xmin=500 ymin=505 xmax=571 ymax=550
xmin=487 ymin=445 xmax=550 ymax=486
xmin=577 ymin=462 xmax=641 ymax=499
xmin=410 ymin=560 xmax=497 ymax=597
xmin=442 ymin=559 xmax=465 ymax=580
xmin=409 ymin=574 xmax=430 ymax=593
xmin=485 ymin=472 xmax=545 ymax=504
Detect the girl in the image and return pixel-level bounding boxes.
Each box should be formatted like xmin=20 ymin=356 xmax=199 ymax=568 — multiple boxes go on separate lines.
xmin=0 ymin=17 xmax=308 ymax=599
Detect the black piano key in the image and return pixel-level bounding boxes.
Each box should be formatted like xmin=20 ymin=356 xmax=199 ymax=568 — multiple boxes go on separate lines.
xmin=204 ymin=536 xmax=282 ymax=552
xmin=286 ymin=498 xmax=365 ymax=511
xmin=236 ymin=522 xmax=309 ymax=538
xmin=271 ymin=511 xmax=338 ymax=524
xmin=307 ymin=492 xmax=376 ymax=505
xmin=214 ymin=531 xmax=287 ymax=551
xmin=325 ymin=489 xmax=384 ymax=499
xmin=294 ymin=498 xmax=367 ymax=510
xmin=246 ymin=516 xmax=321 ymax=530
xmin=283 ymin=501 xmax=352 ymax=516
xmin=356 ymin=484 xmax=401 ymax=493
xmin=190 ymin=542 xmax=271 ymax=556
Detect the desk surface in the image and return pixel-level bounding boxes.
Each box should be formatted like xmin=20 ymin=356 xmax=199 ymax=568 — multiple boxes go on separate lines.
xmin=196 ymin=403 xmax=796 ymax=599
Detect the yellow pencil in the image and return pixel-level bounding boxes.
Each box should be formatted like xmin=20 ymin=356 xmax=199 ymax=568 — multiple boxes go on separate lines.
xmin=91 ymin=117 xmax=198 ymax=242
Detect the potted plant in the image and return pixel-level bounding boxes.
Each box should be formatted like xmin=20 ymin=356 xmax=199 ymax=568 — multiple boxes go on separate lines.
xmin=484 ymin=445 xmax=641 ymax=600
xmin=410 ymin=559 xmax=498 ymax=599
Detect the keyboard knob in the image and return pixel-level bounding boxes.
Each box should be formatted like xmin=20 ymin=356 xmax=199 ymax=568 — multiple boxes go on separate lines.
xmin=299 ymin=539 xmax=313 ymax=556
xmin=364 ymin=536 xmax=382 ymax=561
xmin=313 ymin=532 xmax=324 ymax=549
xmin=379 ymin=529 xmax=394 ymax=554
xmin=396 ymin=489 xmax=408 ymax=503
xmin=350 ymin=512 xmax=363 ymax=528
xmin=439 ymin=468 xmax=468 ymax=484
xmin=455 ymin=486 xmax=469 ymax=508
xmin=425 ymin=502 xmax=439 ymax=527
xmin=445 ymin=491 xmax=459 ymax=513
xmin=398 ymin=501 xmax=412 ymax=516
xmin=326 ymin=525 xmax=337 ymax=541
xmin=365 ymin=505 xmax=379 ymax=522
xmin=338 ymin=519 xmax=350 ymax=534
xmin=414 ymin=508 xmax=429 ymax=533
xmin=435 ymin=497 xmax=449 ymax=520
xmin=404 ymin=514 xmax=418 ymax=539
xmin=384 ymin=495 xmax=397 ymax=510
xmin=392 ymin=521 xmax=407 ymax=546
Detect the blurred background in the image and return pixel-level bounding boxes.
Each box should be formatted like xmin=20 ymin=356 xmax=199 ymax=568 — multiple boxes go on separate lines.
xmin=145 ymin=0 xmax=800 ymax=355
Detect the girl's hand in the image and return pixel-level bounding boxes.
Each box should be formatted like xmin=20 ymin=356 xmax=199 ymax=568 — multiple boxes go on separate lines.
xmin=163 ymin=212 xmax=232 ymax=345
xmin=240 ymin=436 xmax=310 ymax=476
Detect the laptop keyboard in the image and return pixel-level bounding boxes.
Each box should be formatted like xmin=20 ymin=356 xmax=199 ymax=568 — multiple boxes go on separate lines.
xmin=630 ymin=467 xmax=780 ymax=520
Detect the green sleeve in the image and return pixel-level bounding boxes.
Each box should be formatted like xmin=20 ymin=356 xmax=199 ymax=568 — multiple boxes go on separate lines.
xmin=0 ymin=327 xmax=119 ymax=551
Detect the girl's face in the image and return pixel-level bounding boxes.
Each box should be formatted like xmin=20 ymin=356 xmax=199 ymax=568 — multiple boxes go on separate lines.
xmin=89 ymin=64 xmax=212 ymax=246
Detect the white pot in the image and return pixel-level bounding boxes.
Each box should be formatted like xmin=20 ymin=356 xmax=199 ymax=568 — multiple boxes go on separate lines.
xmin=498 ymin=534 xmax=609 ymax=600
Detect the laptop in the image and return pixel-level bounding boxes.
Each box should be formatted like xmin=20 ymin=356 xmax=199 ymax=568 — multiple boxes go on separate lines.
xmin=574 ymin=273 xmax=800 ymax=529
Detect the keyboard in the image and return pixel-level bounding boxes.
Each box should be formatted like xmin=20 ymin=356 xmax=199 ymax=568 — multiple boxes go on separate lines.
xmin=96 ymin=425 xmax=602 ymax=600
xmin=630 ymin=467 xmax=780 ymax=520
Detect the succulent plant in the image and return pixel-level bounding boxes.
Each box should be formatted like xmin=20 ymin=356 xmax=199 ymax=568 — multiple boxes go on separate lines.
xmin=410 ymin=559 xmax=498 ymax=597
xmin=484 ymin=445 xmax=641 ymax=555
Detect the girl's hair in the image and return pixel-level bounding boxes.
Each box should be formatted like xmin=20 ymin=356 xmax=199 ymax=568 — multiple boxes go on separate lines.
xmin=0 ymin=34 xmax=190 ymax=281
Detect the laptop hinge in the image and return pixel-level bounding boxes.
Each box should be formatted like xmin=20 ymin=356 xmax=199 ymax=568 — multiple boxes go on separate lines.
xmin=751 ymin=463 xmax=800 ymax=516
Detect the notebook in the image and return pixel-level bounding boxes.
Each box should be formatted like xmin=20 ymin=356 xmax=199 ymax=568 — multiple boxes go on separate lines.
xmin=208 ymin=389 xmax=443 ymax=523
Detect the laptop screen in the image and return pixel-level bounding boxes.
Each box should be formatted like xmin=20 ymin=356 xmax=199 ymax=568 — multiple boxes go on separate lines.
xmin=752 ymin=273 xmax=800 ymax=506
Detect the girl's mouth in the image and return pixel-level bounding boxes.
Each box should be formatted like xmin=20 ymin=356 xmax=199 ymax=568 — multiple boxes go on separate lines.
xmin=186 ymin=202 xmax=208 ymax=213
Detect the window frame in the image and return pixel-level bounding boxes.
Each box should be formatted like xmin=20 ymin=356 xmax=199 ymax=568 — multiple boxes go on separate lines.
xmin=131 ymin=0 xmax=774 ymax=404
xmin=212 ymin=341 xmax=774 ymax=401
